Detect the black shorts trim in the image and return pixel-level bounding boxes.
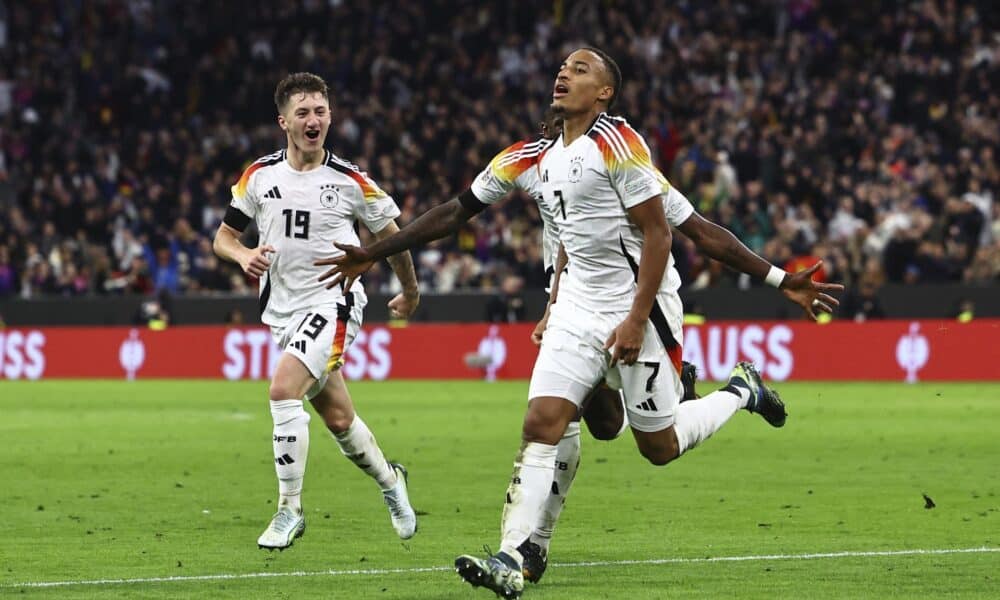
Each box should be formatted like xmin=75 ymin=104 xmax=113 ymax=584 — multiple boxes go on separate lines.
xmin=337 ymin=291 xmax=356 ymax=322
xmin=618 ymin=236 xmax=680 ymax=352
xmin=258 ymin=272 xmax=271 ymax=316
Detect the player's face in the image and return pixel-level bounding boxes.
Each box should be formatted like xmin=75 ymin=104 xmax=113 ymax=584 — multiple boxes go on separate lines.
xmin=551 ymin=49 xmax=613 ymax=115
xmin=279 ymin=92 xmax=331 ymax=153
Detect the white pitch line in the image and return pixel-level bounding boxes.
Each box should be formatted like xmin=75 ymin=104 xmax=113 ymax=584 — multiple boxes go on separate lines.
xmin=3 ymin=547 xmax=997 ymax=589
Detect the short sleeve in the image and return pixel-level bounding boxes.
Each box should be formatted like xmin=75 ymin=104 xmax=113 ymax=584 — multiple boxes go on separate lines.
xmin=470 ymin=141 xmax=537 ymax=205
xmin=663 ymin=185 xmax=695 ymax=227
xmin=228 ymin=162 xmax=262 ymax=225
xmin=592 ymin=119 xmax=662 ymax=209
xmin=348 ymin=171 xmax=401 ymax=233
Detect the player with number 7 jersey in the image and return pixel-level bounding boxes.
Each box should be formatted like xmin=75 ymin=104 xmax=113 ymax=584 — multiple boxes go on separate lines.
xmin=214 ymin=72 xmax=420 ymax=552
xmin=312 ymin=47 xmax=824 ymax=599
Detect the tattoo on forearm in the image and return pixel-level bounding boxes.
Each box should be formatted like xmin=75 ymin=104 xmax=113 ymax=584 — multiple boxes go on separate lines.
xmin=386 ymin=251 xmax=419 ymax=294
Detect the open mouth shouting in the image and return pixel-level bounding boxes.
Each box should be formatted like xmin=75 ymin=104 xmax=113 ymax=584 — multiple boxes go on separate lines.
xmin=553 ymin=82 xmax=569 ymax=99
xmin=304 ymin=129 xmax=321 ymax=142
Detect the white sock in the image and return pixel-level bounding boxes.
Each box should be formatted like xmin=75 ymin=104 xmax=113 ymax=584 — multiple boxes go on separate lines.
xmin=270 ymin=399 xmax=310 ymax=513
xmin=499 ymin=442 xmax=558 ymax=561
xmin=333 ymin=415 xmax=397 ymax=491
xmin=530 ymin=422 xmax=580 ymax=551
xmin=672 ymin=389 xmax=746 ymax=455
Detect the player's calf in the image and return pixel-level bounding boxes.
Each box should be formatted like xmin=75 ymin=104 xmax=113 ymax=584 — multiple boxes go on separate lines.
xmin=633 ymin=426 xmax=682 ymax=466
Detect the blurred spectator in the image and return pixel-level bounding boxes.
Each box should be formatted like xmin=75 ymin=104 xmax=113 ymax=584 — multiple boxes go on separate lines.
xmin=23 ymin=261 xmax=59 ymax=297
xmin=838 ymin=277 xmax=887 ymax=322
xmin=953 ymin=298 xmax=976 ymax=322
xmin=828 ymin=198 xmax=866 ymax=243
xmin=0 ymin=244 xmax=15 ymax=296
xmin=485 ymin=274 xmax=527 ymax=323
xmin=225 ymin=307 xmax=245 ymax=325
xmin=125 ymin=256 xmax=154 ymax=295
xmin=150 ymin=247 xmax=180 ymax=293
xmin=134 ymin=291 xmax=173 ymax=329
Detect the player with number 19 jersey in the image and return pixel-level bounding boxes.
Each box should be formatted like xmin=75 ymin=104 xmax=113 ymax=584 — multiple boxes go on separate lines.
xmin=228 ymin=149 xmax=401 ymax=329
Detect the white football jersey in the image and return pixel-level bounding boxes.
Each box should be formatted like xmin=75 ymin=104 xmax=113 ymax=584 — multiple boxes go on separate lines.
xmin=472 ymin=114 xmax=683 ymax=313
xmin=471 ymin=133 xmax=695 ymax=292
xmin=470 ymin=137 xmax=561 ymax=273
xmin=540 ymin=163 xmax=694 ymax=293
xmin=228 ymin=149 xmax=400 ymax=327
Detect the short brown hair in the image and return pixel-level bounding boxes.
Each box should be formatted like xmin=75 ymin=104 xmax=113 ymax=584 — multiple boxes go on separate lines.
xmin=274 ymin=72 xmax=329 ymax=112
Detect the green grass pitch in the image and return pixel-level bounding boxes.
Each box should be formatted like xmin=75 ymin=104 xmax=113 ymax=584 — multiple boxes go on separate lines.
xmin=1 ymin=380 xmax=997 ymax=598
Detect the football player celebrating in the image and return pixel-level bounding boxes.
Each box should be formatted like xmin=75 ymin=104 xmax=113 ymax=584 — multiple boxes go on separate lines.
xmin=214 ymin=73 xmax=419 ymax=550
xmin=316 ymin=48 xmax=841 ymax=598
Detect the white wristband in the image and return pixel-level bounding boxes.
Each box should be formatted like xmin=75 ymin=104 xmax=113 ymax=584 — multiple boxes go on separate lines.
xmin=765 ymin=265 xmax=787 ymax=288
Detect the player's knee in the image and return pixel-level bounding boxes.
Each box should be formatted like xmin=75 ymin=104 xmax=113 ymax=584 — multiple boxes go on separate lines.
xmin=324 ymin=414 xmax=353 ymax=434
xmin=269 ymin=381 xmax=298 ymax=402
xmin=637 ymin=437 xmax=680 ymax=466
xmin=521 ymin=411 xmax=563 ymax=445
xmin=640 ymin=447 xmax=677 ymax=466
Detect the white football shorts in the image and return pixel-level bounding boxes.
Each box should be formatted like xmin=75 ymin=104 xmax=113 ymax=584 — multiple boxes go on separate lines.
xmin=270 ymin=292 xmax=366 ymax=390
xmin=528 ymin=293 xmax=684 ymax=432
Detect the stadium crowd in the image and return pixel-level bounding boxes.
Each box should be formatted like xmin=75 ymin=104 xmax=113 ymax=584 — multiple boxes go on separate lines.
xmin=1 ymin=0 xmax=998 ymax=312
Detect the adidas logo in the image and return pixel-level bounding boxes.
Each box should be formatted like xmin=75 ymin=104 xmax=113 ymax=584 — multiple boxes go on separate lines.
xmin=635 ymin=398 xmax=659 ymax=411
xmin=275 ymin=453 xmax=295 ymax=465
xmin=264 ymin=186 xmax=282 ymax=199
xmin=346 ymin=451 xmax=370 ymax=468
xmin=290 ymin=340 xmax=307 ymax=353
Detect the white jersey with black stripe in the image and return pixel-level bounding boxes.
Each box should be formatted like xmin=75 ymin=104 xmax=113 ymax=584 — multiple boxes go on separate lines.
xmin=536 ymin=160 xmax=695 ymax=293
xmin=532 ymin=114 xmax=675 ymax=315
xmin=228 ymin=150 xmax=400 ymax=327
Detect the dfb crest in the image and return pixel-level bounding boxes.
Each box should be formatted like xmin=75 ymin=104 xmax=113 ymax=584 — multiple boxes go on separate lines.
xmin=320 ymin=183 xmax=340 ymax=208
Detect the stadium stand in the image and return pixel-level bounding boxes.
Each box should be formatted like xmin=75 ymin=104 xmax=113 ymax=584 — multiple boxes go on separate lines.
xmin=0 ymin=0 xmax=997 ymax=308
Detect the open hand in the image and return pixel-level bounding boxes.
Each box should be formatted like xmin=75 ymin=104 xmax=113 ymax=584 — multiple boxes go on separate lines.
xmin=605 ymin=316 xmax=645 ymax=367
xmin=314 ymin=243 xmax=375 ymax=290
xmin=781 ymin=261 xmax=845 ymax=321
xmin=241 ymin=245 xmax=275 ymax=278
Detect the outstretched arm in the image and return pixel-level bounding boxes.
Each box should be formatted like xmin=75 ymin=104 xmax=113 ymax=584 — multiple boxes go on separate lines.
xmin=367 ymin=193 xmax=483 ymax=261
xmin=676 ymin=211 xmax=844 ymax=320
xmin=316 ymin=191 xmax=484 ymax=289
